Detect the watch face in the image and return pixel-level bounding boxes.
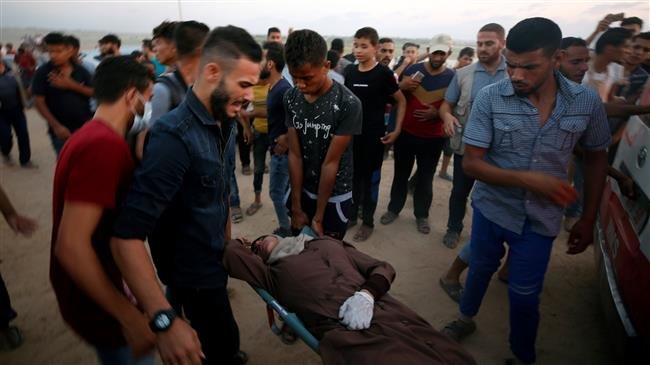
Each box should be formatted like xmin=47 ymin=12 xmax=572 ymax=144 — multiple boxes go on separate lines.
xmin=156 ymin=314 xmax=171 ymax=329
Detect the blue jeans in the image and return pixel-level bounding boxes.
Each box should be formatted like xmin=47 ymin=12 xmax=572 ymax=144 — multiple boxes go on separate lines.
xmin=460 ymin=208 xmax=554 ymax=364
xmin=269 ymin=153 xmax=290 ymax=229
xmin=48 ymin=129 xmax=65 ymax=156
xmin=95 ymin=346 xmax=155 ymax=365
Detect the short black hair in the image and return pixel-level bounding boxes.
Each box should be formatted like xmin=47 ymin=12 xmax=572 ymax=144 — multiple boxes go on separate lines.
xmin=142 ymin=39 xmax=153 ymax=50
xmin=201 ymin=25 xmax=262 ymax=71
xmin=152 ymin=21 xmax=177 ymax=40
xmin=354 ymin=27 xmax=379 ymax=46
xmin=174 ymin=21 xmax=209 ymax=58
xmin=263 ymin=41 xmax=285 ymax=72
xmin=634 ymin=31 xmax=650 ymax=42
xmin=506 ymin=17 xmax=562 ymax=57
xmin=379 ymin=37 xmax=394 ymax=45
xmin=43 ymin=32 xmax=67 ymax=46
xmin=560 ymin=37 xmax=587 ymax=50
xmin=98 ymin=34 xmax=121 ymax=48
xmin=330 ymin=38 xmax=344 ymax=52
xmin=267 ymin=27 xmax=281 ymax=36
xmin=93 ymin=55 xmax=154 ymax=104
xmin=459 ymin=47 xmax=475 ymax=58
xmin=621 ymin=17 xmax=643 ymax=28
xmin=326 ymin=50 xmax=340 ymax=70
xmin=595 ymin=27 xmax=632 ymax=54
xmin=402 ymin=42 xmax=419 ymax=51
xmin=64 ymin=35 xmax=80 ymax=49
xmin=479 ymin=23 xmax=506 ymax=39
xmin=285 ymin=29 xmax=327 ymax=69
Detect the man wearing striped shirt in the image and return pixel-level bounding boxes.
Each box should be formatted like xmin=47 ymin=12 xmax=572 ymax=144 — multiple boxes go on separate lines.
xmin=442 ymin=18 xmax=610 ymax=365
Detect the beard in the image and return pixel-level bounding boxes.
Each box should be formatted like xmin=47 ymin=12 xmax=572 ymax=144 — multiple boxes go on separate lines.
xmin=429 ymin=59 xmax=444 ymax=70
xmin=210 ymin=79 xmax=232 ymax=122
xmin=260 ymin=67 xmax=271 ymax=80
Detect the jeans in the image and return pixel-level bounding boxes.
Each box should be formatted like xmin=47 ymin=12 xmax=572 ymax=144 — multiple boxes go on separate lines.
xmin=166 ymin=286 xmax=241 ymax=365
xmin=229 ymin=172 xmax=241 ymax=207
xmin=351 ymin=135 xmax=385 ymax=227
xmin=447 ymin=154 xmax=475 ymax=233
xmin=236 ymin=122 xmax=250 ymax=167
xmin=387 ymin=131 xmax=445 ymax=218
xmin=95 ymin=346 xmax=155 ymax=365
xmin=252 ymin=132 xmax=270 ymax=193
xmin=48 ymin=129 xmax=65 ymax=156
xmin=0 ymin=108 xmax=31 ymax=164
xmin=269 ymin=153 xmax=290 ymax=229
xmin=460 ymin=208 xmax=554 ymax=364
xmin=565 ymin=156 xmax=584 ymax=218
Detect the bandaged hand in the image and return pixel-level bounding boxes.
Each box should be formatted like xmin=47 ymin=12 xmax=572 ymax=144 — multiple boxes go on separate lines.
xmin=338 ymin=291 xmax=374 ymax=330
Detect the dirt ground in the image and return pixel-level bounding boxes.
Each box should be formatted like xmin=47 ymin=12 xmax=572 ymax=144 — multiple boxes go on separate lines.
xmin=0 ymin=110 xmax=615 ymax=364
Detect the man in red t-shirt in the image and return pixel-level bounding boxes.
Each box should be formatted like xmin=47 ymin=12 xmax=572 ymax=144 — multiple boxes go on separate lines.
xmin=380 ymin=34 xmax=455 ymax=234
xmin=50 ymin=56 xmax=156 ymax=364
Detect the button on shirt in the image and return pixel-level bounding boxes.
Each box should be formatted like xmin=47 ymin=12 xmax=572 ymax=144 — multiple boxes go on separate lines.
xmin=463 ymin=72 xmax=610 ymax=237
xmin=113 ymin=89 xmax=237 ymax=289
xmin=444 ymin=57 xmax=507 ymax=104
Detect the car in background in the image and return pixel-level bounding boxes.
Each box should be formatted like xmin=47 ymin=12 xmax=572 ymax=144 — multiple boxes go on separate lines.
xmin=595 ymin=114 xmax=649 ymax=364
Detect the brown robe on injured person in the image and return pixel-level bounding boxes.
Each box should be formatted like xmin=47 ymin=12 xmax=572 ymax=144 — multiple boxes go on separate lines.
xmin=223 ymin=236 xmax=476 ymax=365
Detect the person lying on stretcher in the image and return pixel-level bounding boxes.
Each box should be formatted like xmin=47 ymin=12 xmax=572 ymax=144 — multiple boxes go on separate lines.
xmin=223 ymin=233 xmax=476 ymax=365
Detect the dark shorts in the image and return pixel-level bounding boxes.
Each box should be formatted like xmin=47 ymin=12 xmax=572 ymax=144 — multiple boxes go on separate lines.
xmin=285 ymin=189 xmax=352 ymax=240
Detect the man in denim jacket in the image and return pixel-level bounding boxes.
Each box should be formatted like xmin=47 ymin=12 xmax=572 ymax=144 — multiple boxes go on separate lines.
xmin=111 ymin=26 xmax=262 ymax=365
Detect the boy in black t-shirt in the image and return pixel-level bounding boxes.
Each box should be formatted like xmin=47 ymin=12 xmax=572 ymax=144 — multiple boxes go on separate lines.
xmin=343 ymin=27 xmax=405 ymax=242
xmin=284 ymin=29 xmax=362 ymax=239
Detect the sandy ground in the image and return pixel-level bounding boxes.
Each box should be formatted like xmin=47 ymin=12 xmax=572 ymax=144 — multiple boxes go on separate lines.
xmin=0 ymin=109 xmax=615 ymax=365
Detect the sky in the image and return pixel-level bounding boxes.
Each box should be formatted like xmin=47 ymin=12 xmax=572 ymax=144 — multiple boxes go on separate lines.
xmin=1 ymin=0 xmax=649 ymax=41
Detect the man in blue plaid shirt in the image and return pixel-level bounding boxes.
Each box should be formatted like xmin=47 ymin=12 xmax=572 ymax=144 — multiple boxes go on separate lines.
xmin=442 ymin=18 xmax=610 ymax=365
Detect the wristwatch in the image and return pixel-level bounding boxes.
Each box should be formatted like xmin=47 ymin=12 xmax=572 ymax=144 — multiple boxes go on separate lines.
xmin=149 ymin=309 xmax=177 ymax=332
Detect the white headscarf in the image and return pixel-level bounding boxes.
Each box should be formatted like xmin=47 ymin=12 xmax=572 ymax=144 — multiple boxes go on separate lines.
xmin=267 ymin=233 xmax=314 ymax=264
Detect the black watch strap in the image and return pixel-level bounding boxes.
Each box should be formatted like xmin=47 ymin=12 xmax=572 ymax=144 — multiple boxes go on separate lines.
xmin=149 ymin=308 xmax=177 ymax=333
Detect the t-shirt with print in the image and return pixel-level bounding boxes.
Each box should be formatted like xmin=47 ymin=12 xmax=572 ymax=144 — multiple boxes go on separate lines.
xmin=50 ymin=119 xmax=135 ymax=348
xmin=31 ymin=61 xmax=92 ymax=132
xmin=401 ymin=63 xmax=455 ymax=138
xmin=284 ymin=81 xmax=362 ymax=196
xmin=267 ymin=78 xmax=292 ymax=151
xmin=343 ymin=63 xmax=399 ymax=136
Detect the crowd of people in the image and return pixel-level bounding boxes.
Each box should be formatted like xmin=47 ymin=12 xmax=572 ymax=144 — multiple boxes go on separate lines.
xmin=0 ymin=10 xmax=649 ymax=365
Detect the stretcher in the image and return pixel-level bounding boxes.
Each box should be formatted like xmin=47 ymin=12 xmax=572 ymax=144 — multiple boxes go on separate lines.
xmin=252 ymin=227 xmax=320 ymax=353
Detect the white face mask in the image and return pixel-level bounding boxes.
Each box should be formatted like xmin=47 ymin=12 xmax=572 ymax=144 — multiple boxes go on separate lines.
xmin=129 ymin=93 xmax=152 ymax=135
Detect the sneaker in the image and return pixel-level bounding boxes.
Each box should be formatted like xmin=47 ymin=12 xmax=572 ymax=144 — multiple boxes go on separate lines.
xmin=564 ymin=216 xmax=579 ymax=232
xmin=273 ymin=226 xmax=292 ymax=237
xmin=438 ymin=172 xmax=453 ymax=182
xmin=441 ymin=318 xmax=476 ymax=342
xmin=241 ymin=165 xmax=252 ymax=175
xmin=2 ymin=155 xmax=15 ymax=166
xmin=416 ymin=218 xmax=430 ymax=234
xmin=231 ymin=207 xmax=244 ymax=223
xmin=380 ymin=211 xmax=398 ymax=225
xmin=0 ymin=326 xmax=24 ymax=351
xmin=231 ymin=350 xmax=249 ymax=365
xmin=442 ymin=230 xmax=460 ymax=249
xmin=20 ymin=161 xmax=38 ymax=169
